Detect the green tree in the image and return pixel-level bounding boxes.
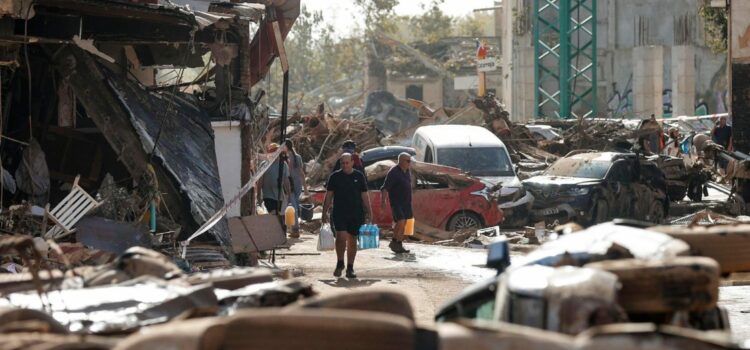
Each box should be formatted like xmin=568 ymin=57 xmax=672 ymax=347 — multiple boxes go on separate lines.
xmin=354 ymin=0 xmax=400 ymax=34
xmin=454 ymin=12 xmax=493 ymax=37
xmin=699 ymin=3 xmax=728 ymax=53
xmin=410 ymin=0 xmax=453 ymax=43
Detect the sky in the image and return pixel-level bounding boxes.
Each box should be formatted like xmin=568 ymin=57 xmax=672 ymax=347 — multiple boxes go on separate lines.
xmin=303 ymin=0 xmax=497 ymax=36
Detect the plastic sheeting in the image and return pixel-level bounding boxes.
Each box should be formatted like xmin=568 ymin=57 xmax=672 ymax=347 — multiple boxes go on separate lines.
xmin=15 ymin=139 xmax=49 ymax=206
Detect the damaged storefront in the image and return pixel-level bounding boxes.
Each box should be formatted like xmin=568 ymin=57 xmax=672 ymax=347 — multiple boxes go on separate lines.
xmin=0 ymin=0 xmax=299 ymax=266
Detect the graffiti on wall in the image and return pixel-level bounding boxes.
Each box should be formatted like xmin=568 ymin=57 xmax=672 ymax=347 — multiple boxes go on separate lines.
xmin=608 ymin=73 xmax=728 ymax=118
xmin=661 ymin=89 xmax=728 ymax=117
xmin=607 ymin=77 xmax=633 ymax=117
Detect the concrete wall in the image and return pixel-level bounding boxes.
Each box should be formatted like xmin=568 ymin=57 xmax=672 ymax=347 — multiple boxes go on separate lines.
xmin=211 ymin=121 xmax=241 ymax=218
xmin=633 ymin=46 xmax=664 ymax=118
xmin=512 ymin=47 xmax=536 ymax=121
xmin=671 ymin=45 xmax=696 ymax=117
xmin=601 ymin=0 xmax=727 ymax=118
xmin=386 ymin=79 xmax=443 ymax=107
xmin=500 ymin=0 xmax=727 ymax=120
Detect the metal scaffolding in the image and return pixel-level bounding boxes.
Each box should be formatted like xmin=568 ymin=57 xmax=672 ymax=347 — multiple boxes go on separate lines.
xmin=534 ymin=0 xmax=597 ymax=119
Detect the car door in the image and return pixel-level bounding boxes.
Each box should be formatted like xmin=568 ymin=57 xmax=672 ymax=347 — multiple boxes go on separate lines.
xmin=411 ymin=176 xmax=459 ymax=229
xmin=605 ymin=160 xmax=634 ymax=218
xmin=364 ymin=176 xmax=393 ymax=227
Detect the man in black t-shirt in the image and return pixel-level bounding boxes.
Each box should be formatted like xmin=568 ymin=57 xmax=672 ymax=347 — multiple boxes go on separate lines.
xmin=712 ymin=116 xmax=733 ymax=150
xmin=322 ymin=153 xmax=371 ymax=278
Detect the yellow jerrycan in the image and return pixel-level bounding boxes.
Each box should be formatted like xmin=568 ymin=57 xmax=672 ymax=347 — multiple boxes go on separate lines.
xmin=404 ymin=218 xmax=415 ymax=236
xmin=285 ymin=205 xmax=296 ymax=226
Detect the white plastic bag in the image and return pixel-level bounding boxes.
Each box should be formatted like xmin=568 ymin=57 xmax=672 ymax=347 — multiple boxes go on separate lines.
xmin=317 ymin=223 xmax=335 ymax=251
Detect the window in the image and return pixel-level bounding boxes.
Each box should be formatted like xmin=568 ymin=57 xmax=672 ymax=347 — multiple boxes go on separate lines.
xmin=424 ymin=146 xmax=434 ymax=163
xmin=406 ymin=84 xmax=423 ymax=101
xmin=606 ymin=161 xmax=632 ymax=183
xmin=436 ymin=147 xmax=515 ymax=177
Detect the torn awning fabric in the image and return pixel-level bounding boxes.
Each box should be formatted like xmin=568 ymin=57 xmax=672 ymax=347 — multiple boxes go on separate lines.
xmin=55 ymin=46 xmax=231 ymax=255
xmin=106 ymin=72 xmax=232 ymax=253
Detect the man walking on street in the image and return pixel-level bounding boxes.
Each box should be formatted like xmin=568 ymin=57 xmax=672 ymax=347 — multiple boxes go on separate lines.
xmin=322 ymin=153 xmax=371 ymax=278
xmin=381 ymin=152 xmax=413 ymax=254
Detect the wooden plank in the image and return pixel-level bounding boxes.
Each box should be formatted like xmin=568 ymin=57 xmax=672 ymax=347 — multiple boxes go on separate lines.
xmin=52 ymin=191 xmax=89 ymax=226
xmin=50 ymin=190 xmax=86 ymax=218
xmin=651 ymin=224 xmax=750 ymax=274
xmin=229 ymin=215 xmax=286 ymax=253
xmin=586 ymin=257 xmax=719 ymax=313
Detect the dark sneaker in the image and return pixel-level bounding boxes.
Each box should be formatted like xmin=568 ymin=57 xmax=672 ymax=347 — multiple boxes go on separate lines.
xmin=389 ymin=240 xmax=408 ymax=254
xmin=334 ymin=265 xmax=344 ymax=277
xmin=346 ymin=269 xmax=357 ymax=279
xmin=397 ymin=241 xmax=410 ymax=253
xmin=389 ymin=240 xmax=401 ymax=253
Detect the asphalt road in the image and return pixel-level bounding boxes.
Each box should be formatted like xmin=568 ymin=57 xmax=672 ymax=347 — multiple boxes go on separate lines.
xmin=274 ymin=234 xmax=498 ymax=325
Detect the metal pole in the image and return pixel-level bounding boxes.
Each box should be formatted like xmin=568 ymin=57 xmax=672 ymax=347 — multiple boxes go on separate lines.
xmin=276 ymin=70 xmax=289 ymax=215
xmin=591 ymin=0 xmax=598 ymax=118
xmin=559 ymin=0 xmax=571 ymax=119
xmin=533 ymin=0 xmax=541 ymax=118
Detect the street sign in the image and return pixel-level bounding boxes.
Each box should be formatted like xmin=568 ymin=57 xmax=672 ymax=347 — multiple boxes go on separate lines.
xmin=477 ymin=58 xmax=497 ymax=72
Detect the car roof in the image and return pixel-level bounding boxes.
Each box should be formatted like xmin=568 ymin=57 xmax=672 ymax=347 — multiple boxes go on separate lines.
xmin=360 ymin=146 xmax=415 ymax=161
xmin=415 ymin=125 xmax=506 ymax=148
xmin=567 ymin=151 xmax=635 ymax=161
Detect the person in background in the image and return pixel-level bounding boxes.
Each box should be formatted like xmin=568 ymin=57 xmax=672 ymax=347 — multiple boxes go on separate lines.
xmin=284 ymin=139 xmax=308 ymax=238
xmin=322 ymin=153 xmax=371 ymax=279
xmin=257 ymin=142 xmax=290 ymax=217
xmin=665 ymin=127 xmax=683 ymax=157
xmin=712 ymin=116 xmax=733 ymax=174
xmin=712 ymin=116 xmax=733 ymax=151
xmin=332 ymin=140 xmax=365 ymax=174
xmin=380 ymin=152 xmax=413 ymax=254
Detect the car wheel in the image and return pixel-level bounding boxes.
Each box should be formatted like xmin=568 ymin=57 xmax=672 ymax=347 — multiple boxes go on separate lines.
xmin=447 ymin=211 xmax=483 ymax=231
xmin=649 ymin=200 xmax=666 ymax=224
xmin=593 ymin=200 xmax=608 ymax=224
xmin=668 ymin=185 xmax=687 ymax=202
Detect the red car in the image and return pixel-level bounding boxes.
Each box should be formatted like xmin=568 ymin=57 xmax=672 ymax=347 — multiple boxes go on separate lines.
xmin=311 ymin=161 xmax=504 ymax=231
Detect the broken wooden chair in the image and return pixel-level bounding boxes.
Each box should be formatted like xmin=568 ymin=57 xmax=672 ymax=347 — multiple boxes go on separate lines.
xmin=44 ymin=175 xmax=103 ymax=240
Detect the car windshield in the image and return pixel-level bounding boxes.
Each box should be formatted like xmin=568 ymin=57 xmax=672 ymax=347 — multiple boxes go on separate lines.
xmin=437 ymin=147 xmax=515 ymax=177
xmin=544 ymin=158 xmax=612 ymax=179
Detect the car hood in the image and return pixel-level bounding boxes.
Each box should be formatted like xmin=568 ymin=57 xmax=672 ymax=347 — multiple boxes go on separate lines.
xmin=478 ymin=176 xmax=521 ymax=188
xmin=522 ymin=175 xmax=601 ymax=188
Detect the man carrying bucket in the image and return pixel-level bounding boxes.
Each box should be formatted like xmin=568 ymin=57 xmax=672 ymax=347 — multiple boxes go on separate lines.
xmin=380 ymin=152 xmax=413 ymax=254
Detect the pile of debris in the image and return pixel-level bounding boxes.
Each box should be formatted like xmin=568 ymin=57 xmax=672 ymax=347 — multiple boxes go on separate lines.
xmin=0 ymin=235 xmax=314 ymax=336
xmin=267 ymin=104 xmax=383 ymax=186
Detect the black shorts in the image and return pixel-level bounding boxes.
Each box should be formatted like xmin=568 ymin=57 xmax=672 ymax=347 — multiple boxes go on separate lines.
xmin=391 ymin=205 xmax=413 ymax=222
xmin=332 ymin=214 xmax=363 ymax=236
xmin=263 ymin=198 xmax=281 ymax=213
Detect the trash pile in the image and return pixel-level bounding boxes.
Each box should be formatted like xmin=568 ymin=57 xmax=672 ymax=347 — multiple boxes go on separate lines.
xmin=269 ymin=104 xmax=383 ymax=186
xmin=0 ymin=236 xmax=314 ymax=337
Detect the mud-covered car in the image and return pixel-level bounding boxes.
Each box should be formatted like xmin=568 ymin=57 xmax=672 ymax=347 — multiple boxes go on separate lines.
xmin=522 ymin=151 xmax=668 ymax=225
xmin=311 ymin=160 xmax=504 ymax=231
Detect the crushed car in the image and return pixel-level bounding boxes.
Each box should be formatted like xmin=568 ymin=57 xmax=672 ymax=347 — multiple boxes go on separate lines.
xmin=435 ymin=222 xmax=730 ymax=338
xmin=522 ymin=151 xmax=669 ymax=226
xmin=311 ymin=160 xmax=504 ymax=231
xmin=412 ymin=125 xmax=534 ymax=227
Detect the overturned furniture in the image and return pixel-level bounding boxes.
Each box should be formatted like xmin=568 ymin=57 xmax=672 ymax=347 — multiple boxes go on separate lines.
xmin=44 ymin=175 xmax=103 ymax=240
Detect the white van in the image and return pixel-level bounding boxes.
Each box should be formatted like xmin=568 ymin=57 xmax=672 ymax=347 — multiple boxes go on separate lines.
xmin=412 ymin=125 xmax=534 ymax=226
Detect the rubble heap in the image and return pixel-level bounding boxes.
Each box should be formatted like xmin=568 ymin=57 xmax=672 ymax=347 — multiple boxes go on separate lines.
xmin=267 ymin=104 xmax=383 ymax=186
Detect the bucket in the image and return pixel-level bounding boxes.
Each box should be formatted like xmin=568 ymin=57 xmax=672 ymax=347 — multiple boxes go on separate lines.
xmin=300 ymin=204 xmax=314 ymax=221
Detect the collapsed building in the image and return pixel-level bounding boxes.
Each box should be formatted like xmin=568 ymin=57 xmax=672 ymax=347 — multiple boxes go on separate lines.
xmin=0 ymin=0 xmax=300 ymax=264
